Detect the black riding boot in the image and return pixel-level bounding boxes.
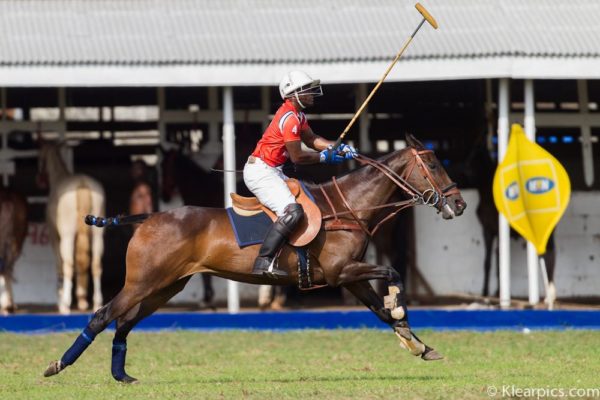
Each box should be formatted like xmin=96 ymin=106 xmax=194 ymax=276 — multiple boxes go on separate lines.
xmin=252 ymin=203 xmax=304 ymax=279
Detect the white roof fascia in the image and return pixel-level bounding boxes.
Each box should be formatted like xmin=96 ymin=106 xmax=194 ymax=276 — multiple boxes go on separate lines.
xmin=0 ymin=57 xmax=599 ymax=87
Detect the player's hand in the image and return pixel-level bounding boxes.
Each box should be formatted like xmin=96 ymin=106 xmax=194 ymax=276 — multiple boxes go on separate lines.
xmin=338 ymin=143 xmax=358 ymax=159
xmin=319 ymin=146 xmax=344 ymax=165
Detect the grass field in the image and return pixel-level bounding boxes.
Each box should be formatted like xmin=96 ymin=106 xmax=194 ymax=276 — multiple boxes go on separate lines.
xmin=0 ymin=329 xmax=598 ymax=399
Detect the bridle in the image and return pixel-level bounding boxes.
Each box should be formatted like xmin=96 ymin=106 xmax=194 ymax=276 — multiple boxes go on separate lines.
xmin=320 ymin=147 xmax=460 ymax=237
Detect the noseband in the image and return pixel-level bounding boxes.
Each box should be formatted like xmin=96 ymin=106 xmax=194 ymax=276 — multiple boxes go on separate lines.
xmin=320 ymin=148 xmax=460 ymax=236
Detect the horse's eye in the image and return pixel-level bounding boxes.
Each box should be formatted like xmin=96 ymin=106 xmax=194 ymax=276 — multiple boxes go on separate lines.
xmin=428 ymin=163 xmax=437 ymax=170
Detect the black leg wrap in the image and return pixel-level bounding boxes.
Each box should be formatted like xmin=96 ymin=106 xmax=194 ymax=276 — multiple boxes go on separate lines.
xmin=111 ymin=339 xmax=137 ymax=382
xmin=60 ymin=326 xmax=97 ymax=366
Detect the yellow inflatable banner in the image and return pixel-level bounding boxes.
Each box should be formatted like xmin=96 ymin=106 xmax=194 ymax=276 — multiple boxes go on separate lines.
xmin=492 ymin=124 xmax=571 ymax=255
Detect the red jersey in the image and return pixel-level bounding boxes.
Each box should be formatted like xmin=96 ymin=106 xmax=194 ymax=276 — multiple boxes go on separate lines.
xmin=251 ymin=100 xmax=309 ymax=167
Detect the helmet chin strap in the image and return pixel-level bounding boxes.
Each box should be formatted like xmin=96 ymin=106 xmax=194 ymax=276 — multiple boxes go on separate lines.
xmin=294 ymin=92 xmax=306 ymax=109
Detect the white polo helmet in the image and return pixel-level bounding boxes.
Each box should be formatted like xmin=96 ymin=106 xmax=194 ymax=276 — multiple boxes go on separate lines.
xmin=278 ymin=70 xmax=323 ymax=101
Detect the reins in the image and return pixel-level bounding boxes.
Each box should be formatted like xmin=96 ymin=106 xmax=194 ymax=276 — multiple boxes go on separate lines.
xmin=320 ymin=149 xmax=460 ymax=237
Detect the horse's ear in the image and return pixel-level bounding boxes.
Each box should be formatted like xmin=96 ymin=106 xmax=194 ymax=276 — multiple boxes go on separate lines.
xmin=405 ymin=133 xmax=425 ymax=150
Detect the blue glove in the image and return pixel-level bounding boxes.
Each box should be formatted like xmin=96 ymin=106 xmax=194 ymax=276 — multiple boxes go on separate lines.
xmin=338 ymin=143 xmax=358 ymax=159
xmin=319 ymin=146 xmax=344 ymax=165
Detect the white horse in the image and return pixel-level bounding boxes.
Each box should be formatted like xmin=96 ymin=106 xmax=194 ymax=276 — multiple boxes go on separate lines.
xmin=38 ymin=143 xmax=105 ymax=314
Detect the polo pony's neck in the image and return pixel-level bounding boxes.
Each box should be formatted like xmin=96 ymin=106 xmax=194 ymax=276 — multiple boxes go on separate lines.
xmin=45 ymin=147 xmax=71 ymax=188
xmin=332 ymin=148 xmax=411 ymax=222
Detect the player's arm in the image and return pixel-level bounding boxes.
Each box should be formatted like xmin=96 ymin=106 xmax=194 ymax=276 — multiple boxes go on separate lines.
xmin=285 ymin=140 xmax=320 ymax=165
xmin=300 ymin=126 xmax=335 ymax=151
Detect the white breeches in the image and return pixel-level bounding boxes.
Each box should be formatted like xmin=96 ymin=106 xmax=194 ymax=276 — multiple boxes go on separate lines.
xmin=243 ymin=157 xmax=296 ymax=217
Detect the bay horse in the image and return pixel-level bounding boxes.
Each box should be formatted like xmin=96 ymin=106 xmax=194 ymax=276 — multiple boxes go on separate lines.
xmin=37 ymin=142 xmax=106 ymax=314
xmin=0 ymin=186 xmax=28 ymax=314
xmin=44 ymin=134 xmax=466 ymax=383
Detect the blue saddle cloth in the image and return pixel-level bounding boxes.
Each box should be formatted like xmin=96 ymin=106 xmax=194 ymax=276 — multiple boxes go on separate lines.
xmin=226 ymin=206 xmax=311 ymax=288
xmin=226 ymin=208 xmax=272 ymax=247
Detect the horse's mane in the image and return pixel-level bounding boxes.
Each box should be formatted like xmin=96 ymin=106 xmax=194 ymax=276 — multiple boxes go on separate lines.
xmin=304 ymin=147 xmax=409 ymax=190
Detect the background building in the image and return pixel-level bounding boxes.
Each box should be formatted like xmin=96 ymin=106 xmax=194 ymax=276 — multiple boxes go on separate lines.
xmin=1 ymin=0 xmax=598 ymax=307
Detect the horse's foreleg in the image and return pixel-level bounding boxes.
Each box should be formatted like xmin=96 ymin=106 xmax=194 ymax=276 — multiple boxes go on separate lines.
xmin=482 ymin=229 xmax=494 ymax=297
xmin=339 ymin=262 xmax=442 ymax=361
xmin=111 ymin=276 xmax=192 ymax=384
xmin=43 ymin=284 xmax=149 ymax=379
xmin=91 ymin=229 xmax=104 ymax=311
xmin=543 ymin=232 xmax=557 ymax=310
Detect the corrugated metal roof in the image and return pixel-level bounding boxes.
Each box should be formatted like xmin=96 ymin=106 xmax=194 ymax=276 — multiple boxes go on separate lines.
xmin=0 ymin=0 xmax=598 ymax=67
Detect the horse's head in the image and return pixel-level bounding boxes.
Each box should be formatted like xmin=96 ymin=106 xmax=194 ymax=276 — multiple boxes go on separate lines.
xmin=396 ymin=134 xmax=466 ymax=219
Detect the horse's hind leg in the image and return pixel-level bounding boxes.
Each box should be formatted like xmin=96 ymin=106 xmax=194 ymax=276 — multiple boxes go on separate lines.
xmin=91 ymin=227 xmax=104 ymax=310
xmin=199 ymin=273 xmax=215 ymax=310
xmin=339 ymin=263 xmax=442 ymax=361
xmin=543 ymin=232 xmax=557 ymax=310
xmin=111 ymin=276 xmax=192 ymax=384
xmin=58 ymin=230 xmax=76 ymax=315
xmin=0 ymin=274 xmax=15 ymax=315
xmin=481 ymin=229 xmax=494 ymax=297
xmin=43 ymin=284 xmax=149 ymax=378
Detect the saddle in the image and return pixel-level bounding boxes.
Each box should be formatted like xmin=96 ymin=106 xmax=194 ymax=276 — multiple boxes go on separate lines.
xmin=230 ymin=179 xmax=322 ymax=247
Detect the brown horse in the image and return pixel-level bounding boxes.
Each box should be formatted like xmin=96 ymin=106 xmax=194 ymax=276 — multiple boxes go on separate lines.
xmin=44 ymin=134 xmax=466 ymax=383
xmin=0 ymin=186 xmax=28 ymax=314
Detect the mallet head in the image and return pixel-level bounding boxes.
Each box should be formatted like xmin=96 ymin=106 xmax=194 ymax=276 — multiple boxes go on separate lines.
xmin=415 ymin=3 xmax=438 ymax=29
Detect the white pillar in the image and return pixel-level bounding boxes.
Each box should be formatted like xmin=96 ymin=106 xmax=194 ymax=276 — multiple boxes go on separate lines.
xmin=356 ymin=83 xmax=371 ymax=153
xmin=223 ymin=86 xmax=240 ymax=314
xmin=524 ymin=79 xmax=539 ymax=306
xmin=498 ymin=78 xmax=511 ymax=309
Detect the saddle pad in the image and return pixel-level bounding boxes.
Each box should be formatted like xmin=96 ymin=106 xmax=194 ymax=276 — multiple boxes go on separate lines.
xmin=226 ymin=207 xmax=272 ymax=247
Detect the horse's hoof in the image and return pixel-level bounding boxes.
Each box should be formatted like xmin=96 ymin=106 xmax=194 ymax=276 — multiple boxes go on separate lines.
xmin=58 ymin=305 xmax=71 ymax=315
xmin=421 ymin=347 xmax=444 ymax=361
xmin=43 ymin=360 xmax=64 ymax=377
xmin=77 ymin=300 xmax=89 ymax=311
xmin=117 ymin=374 xmax=139 ymax=384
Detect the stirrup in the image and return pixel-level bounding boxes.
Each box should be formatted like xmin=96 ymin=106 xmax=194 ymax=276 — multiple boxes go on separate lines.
xmin=252 ymin=256 xmax=288 ymax=279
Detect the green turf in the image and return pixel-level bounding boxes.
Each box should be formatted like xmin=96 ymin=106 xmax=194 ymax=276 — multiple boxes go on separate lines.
xmin=0 ymin=329 xmax=598 ymax=399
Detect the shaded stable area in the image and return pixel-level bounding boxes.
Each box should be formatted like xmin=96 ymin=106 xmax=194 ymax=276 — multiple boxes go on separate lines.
xmin=1 ymin=78 xmax=599 ymax=307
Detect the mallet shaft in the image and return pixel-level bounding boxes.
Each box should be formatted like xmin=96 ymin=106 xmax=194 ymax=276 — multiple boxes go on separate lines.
xmin=334 ymin=3 xmax=438 ymax=148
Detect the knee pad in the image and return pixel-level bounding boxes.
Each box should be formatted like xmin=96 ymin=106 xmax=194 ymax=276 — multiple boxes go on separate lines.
xmin=274 ymin=203 xmax=304 ymax=236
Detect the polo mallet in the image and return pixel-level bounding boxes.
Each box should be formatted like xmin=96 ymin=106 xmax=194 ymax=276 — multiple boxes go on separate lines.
xmin=333 ymin=2 xmax=438 ymax=149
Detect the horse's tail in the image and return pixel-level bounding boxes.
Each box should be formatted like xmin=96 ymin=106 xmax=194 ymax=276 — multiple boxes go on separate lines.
xmin=75 ymin=186 xmax=92 ymax=271
xmin=85 ymin=213 xmax=152 ymax=228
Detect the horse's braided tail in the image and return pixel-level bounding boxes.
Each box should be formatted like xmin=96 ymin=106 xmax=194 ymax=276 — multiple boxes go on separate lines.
xmin=75 ymin=186 xmax=92 ymax=271
xmin=85 ymin=213 xmax=151 ymax=228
